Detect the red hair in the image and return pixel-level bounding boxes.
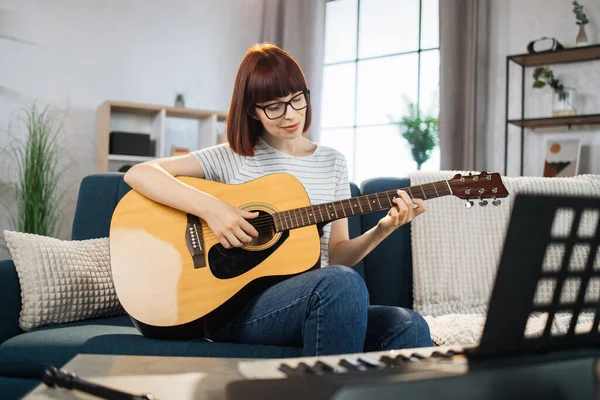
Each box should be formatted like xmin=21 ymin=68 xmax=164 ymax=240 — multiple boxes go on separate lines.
xmin=227 ymin=43 xmax=312 ymax=156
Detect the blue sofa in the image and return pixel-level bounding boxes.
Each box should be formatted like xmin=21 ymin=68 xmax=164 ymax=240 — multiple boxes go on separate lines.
xmin=0 ymin=173 xmax=415 ymax=398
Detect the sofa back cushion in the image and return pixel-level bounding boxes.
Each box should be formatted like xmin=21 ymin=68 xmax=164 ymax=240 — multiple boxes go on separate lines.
xmin=360 ymin=177 xmax=413 ymax=309
xmin=71 ymin=173 xmax=132 ymax=240
xmin=0 ymin=260 xmax=23 ymax=344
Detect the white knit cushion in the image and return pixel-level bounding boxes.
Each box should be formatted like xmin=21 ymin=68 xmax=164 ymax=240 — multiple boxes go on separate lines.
xmin=4 ymin=230 xmax=125 ymax=331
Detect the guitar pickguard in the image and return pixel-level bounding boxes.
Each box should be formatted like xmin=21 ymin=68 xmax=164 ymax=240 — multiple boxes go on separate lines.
xmin=208 ymin=230 xmax=290 ymax=279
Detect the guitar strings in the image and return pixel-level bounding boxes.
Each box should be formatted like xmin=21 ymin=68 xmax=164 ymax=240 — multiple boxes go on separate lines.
xmin=200 ymin=185 xmax=451 ymax=235
xmin=198 ymin=180 xmax=485 ymax=238
xmin=219 ymin=188 xmax=444 ymax=231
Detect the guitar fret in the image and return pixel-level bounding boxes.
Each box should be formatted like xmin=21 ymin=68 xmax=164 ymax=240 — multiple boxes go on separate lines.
xmin=407 ymin=187 xmax=414 ymax=198
xmin=433 ymin=184 xmax=439 ymax=197
xmin=318 ymin=204 xmax=325 ymax=223
xmin=445 ymin=180 xmax=453 ymax=194
xmin=308 ymin=206 xmax=316 ymax=224
xmin=327 ymin=204 xmax=334 ymax=217
xmin=385 ymin=191 xmax=392 ymax=205
xmin=420 ymin=186 xmax=427 ymax=199
xmin=304 ymin=207 xmax=311 ymax=225
xmin=345 ymin=199 xmax=353 ymax=216
xmin=340 ymin=201 xmax=347 ymax=217
xmin=366 ymin=195 xmax=373 ymax=211
xmin=286 ymin=210 xmax=291 ymax=230
xmin=357 ymin=198 xmax=364 ymax=213
xmin=293 ymin=210 xmax=299 ymax=228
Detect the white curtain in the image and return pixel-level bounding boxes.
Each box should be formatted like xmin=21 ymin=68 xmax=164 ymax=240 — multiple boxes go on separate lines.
xmin=261 ymin=0 xmax=326 ymax=142
xmin=439 ymin=0 xmax=490 ymax=170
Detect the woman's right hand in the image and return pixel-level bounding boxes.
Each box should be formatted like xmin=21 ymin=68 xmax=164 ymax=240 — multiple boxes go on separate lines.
xmin=201 ymin=198 xmax=260 ymax=249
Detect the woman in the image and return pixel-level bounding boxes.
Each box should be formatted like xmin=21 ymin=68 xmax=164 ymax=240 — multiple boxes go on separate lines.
xmin=124 ymin=43 xmax=432 ymax=356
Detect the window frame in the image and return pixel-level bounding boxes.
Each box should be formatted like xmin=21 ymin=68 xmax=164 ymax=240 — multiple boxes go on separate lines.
xmin=322 ymin=0 xmax=440 ymax=182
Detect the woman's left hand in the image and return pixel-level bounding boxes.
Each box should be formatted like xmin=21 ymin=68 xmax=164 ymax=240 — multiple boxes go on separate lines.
xmin=377 ymin=189 xmax=426 ymax=231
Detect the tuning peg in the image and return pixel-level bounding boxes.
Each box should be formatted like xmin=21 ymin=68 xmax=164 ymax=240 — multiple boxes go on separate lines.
xmin=492 ymin=198 xmax=502 ymax=206
xmin=465 ymin=200 xmax=474 ymax=209
xmin=479 ymin=200 xmax=488 ymax=207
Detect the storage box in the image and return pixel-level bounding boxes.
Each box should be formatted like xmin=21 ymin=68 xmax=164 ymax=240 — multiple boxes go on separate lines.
xmin=109 ymin=131 xmax=155 ymax=156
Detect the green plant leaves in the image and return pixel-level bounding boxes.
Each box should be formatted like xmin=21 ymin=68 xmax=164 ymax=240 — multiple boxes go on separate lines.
xmin=532 ymin=66 xmax=567 ymax=98
xmin=392 ymin=102 xmax=438 ymax=170
xmin=1 ymin=103 xmax=66 ymax=238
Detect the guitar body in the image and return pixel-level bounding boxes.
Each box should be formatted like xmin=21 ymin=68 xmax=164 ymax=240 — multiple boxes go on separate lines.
xmin=110 ymin=173 xmax=321 ymax=337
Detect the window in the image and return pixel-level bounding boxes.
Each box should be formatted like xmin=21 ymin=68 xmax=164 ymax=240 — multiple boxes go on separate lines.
xmin=320 ymin=0 xmax=440 ymax=184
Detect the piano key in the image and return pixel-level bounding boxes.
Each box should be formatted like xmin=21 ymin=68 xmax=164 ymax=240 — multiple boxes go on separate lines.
xmin=357 ymin=356 xmax=385 ymax=369
xmin=379 ymin=355 xmax=397 ymax=367
xmin=296 ymin=362 xmax=317 ymax=376
xmin=314 ymin=361 xmax=336 ymax=374
xmin=339 ymin=358 xmax=368 ymax=371
xmin=278 ymin=363 xmax=298 ymax=377
xmin=394 ymin=354 xmax=413 ymax=362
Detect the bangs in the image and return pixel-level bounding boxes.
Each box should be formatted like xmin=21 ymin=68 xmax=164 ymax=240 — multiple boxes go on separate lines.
xmin=246 ymin=52 xmax=308 ymax=105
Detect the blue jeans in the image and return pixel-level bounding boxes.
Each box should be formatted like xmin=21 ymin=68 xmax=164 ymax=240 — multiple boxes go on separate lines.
xmin=209 ymin=265 xmax=433 ymax=356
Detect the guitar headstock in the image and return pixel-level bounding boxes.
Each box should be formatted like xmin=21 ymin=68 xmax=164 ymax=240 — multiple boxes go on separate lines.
xmin=448 ymin=171 xmax=509 ymax=208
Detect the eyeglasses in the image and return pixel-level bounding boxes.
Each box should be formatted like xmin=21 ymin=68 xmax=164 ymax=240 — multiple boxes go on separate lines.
xmin=255 ymin=90 xmax=310 ymax=120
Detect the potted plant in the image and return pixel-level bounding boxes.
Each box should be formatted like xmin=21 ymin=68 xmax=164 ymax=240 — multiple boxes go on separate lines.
xmin=175 ymin=93 xmax=185 ymax=108
xmin=532 ymin=66 xmax=576 ymax=116
xmin=573 ymin=1 xmax=589 ymax=46
xmin=1 ymin=103 xmax=67 ymax=249
xmin=391 ymin=102 xmax=438 ymax=171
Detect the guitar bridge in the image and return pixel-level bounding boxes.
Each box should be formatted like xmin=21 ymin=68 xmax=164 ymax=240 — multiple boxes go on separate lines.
xmin=186 ymin=214 xmax=206 ymax=269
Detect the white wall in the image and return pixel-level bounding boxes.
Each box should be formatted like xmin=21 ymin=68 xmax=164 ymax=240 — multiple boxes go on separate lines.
xmin=487 ymin=0 xmax=600 ymax=177
xmin=0 ymin=0 xmax=264 ymax=259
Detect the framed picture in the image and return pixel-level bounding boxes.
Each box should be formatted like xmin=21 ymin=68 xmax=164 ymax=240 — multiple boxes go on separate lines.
xmin=543 ymin=138 xmax=581 ymax=177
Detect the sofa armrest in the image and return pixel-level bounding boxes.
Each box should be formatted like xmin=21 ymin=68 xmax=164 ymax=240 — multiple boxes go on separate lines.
xmin=0 ymin=259 xmax=23 ymax=344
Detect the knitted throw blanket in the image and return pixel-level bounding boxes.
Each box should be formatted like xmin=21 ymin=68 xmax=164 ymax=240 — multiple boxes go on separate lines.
xmin=407 ymin=171 xmax=600 ymax=346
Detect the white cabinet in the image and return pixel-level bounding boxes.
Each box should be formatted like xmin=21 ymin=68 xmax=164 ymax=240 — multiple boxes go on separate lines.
xmin=95 ymin=101 xmax=227 ymax=172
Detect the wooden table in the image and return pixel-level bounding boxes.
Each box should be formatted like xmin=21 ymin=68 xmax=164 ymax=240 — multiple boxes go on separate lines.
xmin=24 ymin=354 xmax=248 ymax=400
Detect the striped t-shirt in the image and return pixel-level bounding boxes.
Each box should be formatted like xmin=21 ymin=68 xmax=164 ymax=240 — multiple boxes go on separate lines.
xmin=192 ymin=137 xmax=351 ymax=267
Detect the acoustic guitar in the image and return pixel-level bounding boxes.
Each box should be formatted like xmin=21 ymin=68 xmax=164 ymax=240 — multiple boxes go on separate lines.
xmin=109 ymin=171 xmax=508 ymax=339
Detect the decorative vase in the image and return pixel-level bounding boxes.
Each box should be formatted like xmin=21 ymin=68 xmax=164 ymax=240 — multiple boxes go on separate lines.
xmin=552 ymin=87 xmax=577 ymax=117
xmin=576 ymin=24 xmax=589 ymax=47
xmin=175 ymin=94 xmax=185 ymax=108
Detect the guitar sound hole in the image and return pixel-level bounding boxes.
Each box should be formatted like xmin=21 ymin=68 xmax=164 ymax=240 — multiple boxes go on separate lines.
xmin=248 ymin=210 xmax=276 ymax=247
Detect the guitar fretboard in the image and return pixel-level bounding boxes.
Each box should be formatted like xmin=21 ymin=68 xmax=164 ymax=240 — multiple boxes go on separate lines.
xmin=274 ymin=180 xmax=453 ymax=231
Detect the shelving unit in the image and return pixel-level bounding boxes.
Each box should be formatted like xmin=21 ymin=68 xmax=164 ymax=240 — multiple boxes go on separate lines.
xmin=95 ymin=101 xmax=227 ymax=173
xmin=504 ymin=44 xmax=600 ymax=175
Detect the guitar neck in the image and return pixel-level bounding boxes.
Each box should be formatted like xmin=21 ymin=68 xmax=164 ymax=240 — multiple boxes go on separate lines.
xmin=273 ymin=180 xmax=453 ymax=232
